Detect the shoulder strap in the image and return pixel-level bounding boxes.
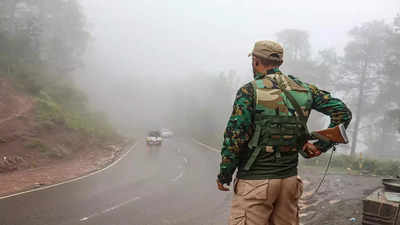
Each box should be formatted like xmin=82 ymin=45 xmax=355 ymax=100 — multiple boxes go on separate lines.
xmin=245 ymin=80 xmax=264 ymax=171
xmin=248 ymin=81 xmax=259 ymax=149
xmin=276 ymin=75 xmax=307 ymax=123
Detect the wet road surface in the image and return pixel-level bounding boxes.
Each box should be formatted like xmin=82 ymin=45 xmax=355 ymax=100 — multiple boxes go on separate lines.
xmin=0 ymin=138 xmax=231 ymax=225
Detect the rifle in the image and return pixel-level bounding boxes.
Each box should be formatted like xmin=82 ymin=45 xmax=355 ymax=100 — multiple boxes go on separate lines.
xmin=299 ymin=123 xmax=349 ymax=158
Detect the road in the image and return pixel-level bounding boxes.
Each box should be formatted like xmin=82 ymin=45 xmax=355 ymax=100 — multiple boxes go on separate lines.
xmin=0 ymin=138 xmax=232 ymax=225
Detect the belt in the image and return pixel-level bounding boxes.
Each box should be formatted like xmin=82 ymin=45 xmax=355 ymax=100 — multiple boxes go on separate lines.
xmin=244 ymin=145 xmax=298 ymax=171
xmin=265 ymin=146 xmax=297 ymax=153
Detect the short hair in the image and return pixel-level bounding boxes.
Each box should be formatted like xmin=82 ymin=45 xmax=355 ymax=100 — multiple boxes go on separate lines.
xmin=255 ymin=55 xmax=283 ymax=67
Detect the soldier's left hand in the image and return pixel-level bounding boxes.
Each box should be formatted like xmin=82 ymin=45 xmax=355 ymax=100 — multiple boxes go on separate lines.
xmin=217 ymin=179 xmax=230 ymax=191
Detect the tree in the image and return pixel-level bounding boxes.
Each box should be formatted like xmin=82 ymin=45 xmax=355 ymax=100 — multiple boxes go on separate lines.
xmin=337 ymin=20 xmax=391 ymax=156
xmin=370 ymin=14 xmax=400 ymax=156
xmin=0 ymin=0 xmax=89 ymax=74
xmin=276 ymin=29 xmax=311 ymax=62
xmin=35 ymin=0 xmax=89 ymax=71
xmin=276 ymin=29 xmax=333 ymax=87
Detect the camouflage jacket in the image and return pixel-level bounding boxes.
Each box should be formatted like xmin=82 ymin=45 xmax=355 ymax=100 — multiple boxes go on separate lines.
xmin=218 ymin=68 xmax=352 ymax=185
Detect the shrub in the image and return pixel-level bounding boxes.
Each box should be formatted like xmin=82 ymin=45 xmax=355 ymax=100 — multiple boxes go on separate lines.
xmin=300 ymin=152 xmax=400 ymax=177
xmin=25 ymin=139 xmax=49 ymax=153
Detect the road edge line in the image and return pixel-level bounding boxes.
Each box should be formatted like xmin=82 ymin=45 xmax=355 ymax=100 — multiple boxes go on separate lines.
xmin=0 ymin=142 xmax=138 ymax=200
xmin=191 ymin=138 xmax=219 ymax=153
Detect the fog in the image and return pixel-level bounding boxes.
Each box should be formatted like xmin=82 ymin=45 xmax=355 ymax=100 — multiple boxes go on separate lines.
xmin=70 ymin=0 xmax=400 ymax=156
xmin=80 ymin=0 xmax=399 ymax=75
xmin=1 ymin=1 xmax=400 ymax=223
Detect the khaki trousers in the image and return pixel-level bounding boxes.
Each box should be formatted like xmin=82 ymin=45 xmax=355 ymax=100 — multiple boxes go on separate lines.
xmin=228 ymin=176 xmax=303 ymax=225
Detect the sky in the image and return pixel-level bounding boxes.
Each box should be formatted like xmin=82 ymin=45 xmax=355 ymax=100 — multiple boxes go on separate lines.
xmin=80 ymin=0 xmax=399 ymax=78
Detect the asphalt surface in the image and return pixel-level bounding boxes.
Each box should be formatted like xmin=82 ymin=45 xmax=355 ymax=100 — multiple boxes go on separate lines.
xmin=0 ymin=138 xmax=232 ymax=225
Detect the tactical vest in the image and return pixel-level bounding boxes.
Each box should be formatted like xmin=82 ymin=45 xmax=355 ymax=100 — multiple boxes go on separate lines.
xmin=244 ymin=73 xmax=313 ymax=171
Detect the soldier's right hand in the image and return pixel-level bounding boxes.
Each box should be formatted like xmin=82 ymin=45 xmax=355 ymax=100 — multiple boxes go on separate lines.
xmin=217 ymin=179 xmax=230 ymax=191
xmin=302 ymin=142 xmax=321 ymax=158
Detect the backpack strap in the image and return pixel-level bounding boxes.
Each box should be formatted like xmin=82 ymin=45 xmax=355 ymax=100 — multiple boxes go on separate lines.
xmin=276 ymin=75 xmax=307 ymax=123
xmin=245 ymin=78 xmax=278 ymax=171
xmin=247 ymin=80 xmax=261 ymax=149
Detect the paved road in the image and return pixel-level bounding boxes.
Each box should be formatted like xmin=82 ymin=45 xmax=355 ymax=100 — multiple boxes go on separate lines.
xmin=0 ymin=138 xmax=232 ymax=225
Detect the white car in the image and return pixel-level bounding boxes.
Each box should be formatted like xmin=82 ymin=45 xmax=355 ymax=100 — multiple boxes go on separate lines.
xmin=146 ymin=131 xmax=162 ymax=145
xmin=160 ymin=128 xmax=173 ymax=138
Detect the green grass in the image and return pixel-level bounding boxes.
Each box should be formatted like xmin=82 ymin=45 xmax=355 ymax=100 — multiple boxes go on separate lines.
xmin=300 ymin=153 xmax=400 ymax=177
xmin=35 ymin=91 xmax=114 ymax=138
xmin=25 ymin=139 xmax=49 ymax=153
xmin=2 ymin=63 xmax=118 ymax=139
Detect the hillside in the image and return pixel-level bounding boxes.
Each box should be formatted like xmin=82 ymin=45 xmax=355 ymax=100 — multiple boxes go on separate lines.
xmin=0 ymin=76 xmax=127 ymax=196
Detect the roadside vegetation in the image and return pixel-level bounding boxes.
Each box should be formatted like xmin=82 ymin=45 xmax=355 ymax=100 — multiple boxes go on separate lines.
xmin=300 ymin=153 xmax=400 ymax=177
xmin=0 ymin=0 xmax=116 ymax=139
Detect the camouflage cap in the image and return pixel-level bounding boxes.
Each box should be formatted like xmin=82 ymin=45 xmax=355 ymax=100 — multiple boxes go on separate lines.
xmin=248 ymin=40 xmax=284 ymax=61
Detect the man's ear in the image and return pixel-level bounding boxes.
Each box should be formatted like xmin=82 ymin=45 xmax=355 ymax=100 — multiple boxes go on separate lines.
xmin=254 ymin=58 xmax=259 ymax=67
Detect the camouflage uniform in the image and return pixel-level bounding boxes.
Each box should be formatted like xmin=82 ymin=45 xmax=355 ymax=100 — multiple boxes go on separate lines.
xmin=218 ymin=68 xmax=352 ymax=184
xmin=218 ymin=40 xmax=352 ymax=225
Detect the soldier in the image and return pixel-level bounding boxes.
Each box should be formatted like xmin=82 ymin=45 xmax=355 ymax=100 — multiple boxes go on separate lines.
xmin=217 ymin=40 xmax=352 ymax=225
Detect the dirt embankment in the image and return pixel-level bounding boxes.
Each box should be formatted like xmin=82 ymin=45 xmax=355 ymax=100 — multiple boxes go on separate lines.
xmin=0 ymin=77 xmax=128 ymax=196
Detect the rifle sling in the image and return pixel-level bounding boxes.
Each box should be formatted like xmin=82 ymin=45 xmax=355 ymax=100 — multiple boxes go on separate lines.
xmin=277 ymin=76 xmax=332 ymax=149
xmin=244 ymin=146 xmax=263 ymax=171
xmin=276 ymin=76 xmax=307 ymax=124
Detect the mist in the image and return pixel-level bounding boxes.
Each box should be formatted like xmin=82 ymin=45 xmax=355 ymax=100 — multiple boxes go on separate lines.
xmin=1 ymin=1 xmax=400 ymax=224
xmin=75 ymin=0 xmax=400 ymax=155
xmin=80 ymin=0 xmax=399 ymax=75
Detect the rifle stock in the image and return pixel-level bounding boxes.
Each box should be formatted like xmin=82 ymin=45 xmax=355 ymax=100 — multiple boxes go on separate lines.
xmin=299 ymin=124 xmax=348 ymax=159
xmin=311 ymin=124 xmax=349 ymax=144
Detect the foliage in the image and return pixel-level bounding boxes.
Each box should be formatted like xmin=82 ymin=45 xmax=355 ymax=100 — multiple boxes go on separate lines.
xmin=384 ymin=14 xmax=400 ymax=133
xmin=330 ymin=19 xmax=399 ymax=156
xmin=300 ymin=153 xmax=400 ymax=177
xmin=0 ymin=0 xmax=89 ymax=72
xmin=276 ymin=29 xmax=311 ymax=61
xmin=35 ymin=83 xmax=115 ymax=138
xmin=25 ymin=139 xmax=49 ymax=152
xmin=0 ymin=0 xmax=116 ymax=140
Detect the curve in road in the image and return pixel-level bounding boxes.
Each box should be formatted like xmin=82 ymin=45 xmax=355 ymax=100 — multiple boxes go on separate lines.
xmin=0 ymin=138 xmax=231 ymax=225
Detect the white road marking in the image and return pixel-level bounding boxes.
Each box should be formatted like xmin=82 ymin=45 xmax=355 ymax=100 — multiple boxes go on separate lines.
xmin=191 ymin=138 xmax=219 ymax=153
xmin=170 ymin=152 xmax=187 ymax=182
xmin=0 ymin=143 xmax=138 ymax=200
xmin=79 ymin=212 xmax=99 ymax=222
xmin=177 ymin=148 xmax=181 ymax=153
xmin=102 ymin=197 xmax=141 ymax=213
xmin=79 ymin=196 xmax=141 ymax=222
xmin=170 ymin=171 xmax=184 ymax=182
